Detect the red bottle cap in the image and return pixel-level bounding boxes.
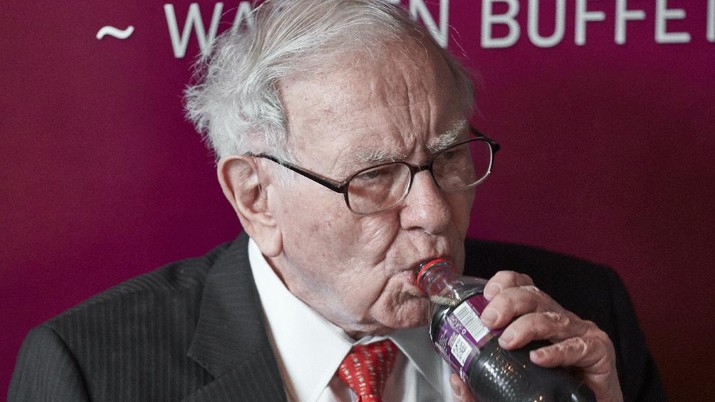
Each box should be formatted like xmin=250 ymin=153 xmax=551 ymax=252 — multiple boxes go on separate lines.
xmin=416 ymin=258 xmax=451 ymax=287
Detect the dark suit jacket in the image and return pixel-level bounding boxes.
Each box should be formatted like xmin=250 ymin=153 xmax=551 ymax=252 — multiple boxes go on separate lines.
xmin=8 ymin=233 xmax=665 ymax=401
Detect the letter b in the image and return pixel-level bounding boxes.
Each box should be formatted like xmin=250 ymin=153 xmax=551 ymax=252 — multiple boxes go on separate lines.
xmin=482 ymin=0 xmax=520 ymax=48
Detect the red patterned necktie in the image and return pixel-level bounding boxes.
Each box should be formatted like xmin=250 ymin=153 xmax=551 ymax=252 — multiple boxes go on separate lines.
xmin=337 ymin=339 xmax=398 ymax=402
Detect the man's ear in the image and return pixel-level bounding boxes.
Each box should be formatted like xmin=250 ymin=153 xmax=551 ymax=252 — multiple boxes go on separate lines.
xmin=217 ymin=156 xmax=282 ymax=257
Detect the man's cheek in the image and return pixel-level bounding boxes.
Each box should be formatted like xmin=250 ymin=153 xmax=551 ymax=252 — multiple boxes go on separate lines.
xmin=359 ymin=216 xmax=401 ymax=246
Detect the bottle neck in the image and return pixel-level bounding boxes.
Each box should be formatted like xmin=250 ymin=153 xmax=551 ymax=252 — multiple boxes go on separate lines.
xmin=417 ymin=258 xmax=487 ymax=305
xmin=417 ymin=259 xmax=461 ymax=304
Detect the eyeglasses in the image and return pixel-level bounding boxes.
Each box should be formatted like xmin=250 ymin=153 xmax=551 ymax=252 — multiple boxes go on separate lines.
xmin=249 ymin=127 xmax=500 ymax=215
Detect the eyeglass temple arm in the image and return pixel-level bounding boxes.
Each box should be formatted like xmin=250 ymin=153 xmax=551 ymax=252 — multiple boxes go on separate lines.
xmin=248 ymin=153 xmax=347 ymax=193
xmin=248 ymin=127 xmax=499 ymax=192
xmin=470 ymin=126 xmax=501 ymax=153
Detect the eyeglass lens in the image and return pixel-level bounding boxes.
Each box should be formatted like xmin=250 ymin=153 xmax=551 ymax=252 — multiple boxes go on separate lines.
xmin=346 ymin=139 xmax=493 ymax=214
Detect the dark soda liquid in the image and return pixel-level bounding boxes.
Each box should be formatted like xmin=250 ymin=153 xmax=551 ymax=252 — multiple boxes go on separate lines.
xmin=430 ymin=294 xmax=596 ymax=402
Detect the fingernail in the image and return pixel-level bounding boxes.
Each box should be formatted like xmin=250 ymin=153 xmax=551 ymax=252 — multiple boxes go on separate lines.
xmin=449 ymin=375 xmax=463 ymax=398
xmin=498 ymin=329 xmax=514 ymax=346
xmin=530 ymin=348 xmax=545 ymax=361
xmin=484 ymin=283 xmax=502 ymax=298
xmin=451 ymin=382 xmax=462 ymax=398
xmin=481 ymin=309 xmax=497 ymax=325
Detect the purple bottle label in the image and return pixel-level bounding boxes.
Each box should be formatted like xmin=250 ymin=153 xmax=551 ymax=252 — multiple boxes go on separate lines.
xmin=432 ymin=294 xmax=498 ymax=381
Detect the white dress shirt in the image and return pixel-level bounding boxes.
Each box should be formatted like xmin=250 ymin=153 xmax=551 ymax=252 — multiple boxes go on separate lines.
xmin=248 ymin=238 xmax=454 ymax=402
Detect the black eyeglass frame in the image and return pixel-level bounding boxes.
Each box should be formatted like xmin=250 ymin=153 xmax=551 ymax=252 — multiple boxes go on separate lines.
xmin=248 ymin=127 xmax=500 ymax=214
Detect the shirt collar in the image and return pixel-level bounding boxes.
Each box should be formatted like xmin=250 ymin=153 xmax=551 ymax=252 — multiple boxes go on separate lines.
xmin=248 ymin=238 xmax=443 ymax=401
xmin=249 ymin=239 xmax=353 ymax=401
xmin=390 ymin=327 xmax=445 ymax=394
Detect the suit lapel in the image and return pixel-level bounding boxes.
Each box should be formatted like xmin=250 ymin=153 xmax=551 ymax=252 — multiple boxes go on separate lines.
xmin=182 ymin=346 xmax=286 ymax=401
xmin=184 ymin=233 xmax=287 ymax=401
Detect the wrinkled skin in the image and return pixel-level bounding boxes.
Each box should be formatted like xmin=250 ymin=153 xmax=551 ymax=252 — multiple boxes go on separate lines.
xmin=261 ymin=40 xmax=474 ymax=338
xmin=219 ymin=37 xmax=622 ymax=402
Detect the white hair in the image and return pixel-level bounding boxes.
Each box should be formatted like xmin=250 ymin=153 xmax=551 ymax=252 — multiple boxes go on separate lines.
xmin=184 ymin=0 xmax=475 ymax=163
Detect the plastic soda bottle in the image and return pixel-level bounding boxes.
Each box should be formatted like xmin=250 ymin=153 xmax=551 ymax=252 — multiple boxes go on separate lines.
xmin=417 ymin=258 xmax=596 ymax=402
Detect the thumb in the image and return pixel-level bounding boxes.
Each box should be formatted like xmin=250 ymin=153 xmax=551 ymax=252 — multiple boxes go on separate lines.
xmin=450 ymin=374 xmax=477 ymax=402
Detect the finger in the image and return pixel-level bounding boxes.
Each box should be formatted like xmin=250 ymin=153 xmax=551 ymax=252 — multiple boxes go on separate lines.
xmin=529 ymin=328 xmax=613 ymax=372
xmin=482 ymin=271 xmax=534 ymax=300
xmin=450 ymin=374 xmax=477 ymax=402
xmin=529 ymin=333 xmax=622 ymax=402
xmin=480 ymin=284 xmax=562 ymax=330
xmin=497 ymin=311 xmax=589 ymax=349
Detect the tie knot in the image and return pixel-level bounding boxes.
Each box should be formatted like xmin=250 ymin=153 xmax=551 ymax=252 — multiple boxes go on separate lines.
xmin=338 ymin=340 xmax=398 ymax=402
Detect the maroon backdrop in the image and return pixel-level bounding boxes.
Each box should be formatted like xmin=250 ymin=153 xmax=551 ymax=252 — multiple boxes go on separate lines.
xmin=2 ymin=1 xmax=714 ymax=399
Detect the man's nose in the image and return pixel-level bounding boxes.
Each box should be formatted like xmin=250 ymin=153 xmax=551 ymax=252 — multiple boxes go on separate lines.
xmin=398 ymin=170 xmax=451 ymax=234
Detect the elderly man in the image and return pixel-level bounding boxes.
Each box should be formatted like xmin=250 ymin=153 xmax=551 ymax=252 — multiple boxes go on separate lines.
xmin=9 ymin=0 xmax=664 ymax=401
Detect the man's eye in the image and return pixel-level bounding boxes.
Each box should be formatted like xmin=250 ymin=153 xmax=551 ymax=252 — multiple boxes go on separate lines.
xmin=354 ymin=169 xmax=383 ymax=181
xmin=441 ymin=150 xmax=457 ymax=159
xmin=441 ymin=146 xmax=467 ymax=160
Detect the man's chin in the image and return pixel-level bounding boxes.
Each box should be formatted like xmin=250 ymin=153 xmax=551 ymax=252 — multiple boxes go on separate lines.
xmin=361 ymin=316 xmax=428 ymax=338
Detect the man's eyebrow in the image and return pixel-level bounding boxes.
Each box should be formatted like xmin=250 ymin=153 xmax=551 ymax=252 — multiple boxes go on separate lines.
xmin=355 ymin=148 xmax=400 ymax=164
xmin=351 ymin=120 xmax=469 ymax=164
xmin=427 ymin=120 xmax=468 ymax=152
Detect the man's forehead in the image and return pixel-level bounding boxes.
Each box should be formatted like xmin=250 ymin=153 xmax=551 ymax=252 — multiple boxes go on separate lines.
xmin=278 ymin=37 xmax=468 ymax=169
xmin=280 ymin=39 xmax=447 ymax=111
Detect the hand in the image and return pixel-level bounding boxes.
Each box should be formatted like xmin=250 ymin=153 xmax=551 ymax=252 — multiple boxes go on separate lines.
xmin=477 ymin=271 xmax=623 ymax=402
xmin=450 ymin=374 xmax=476 ymax=402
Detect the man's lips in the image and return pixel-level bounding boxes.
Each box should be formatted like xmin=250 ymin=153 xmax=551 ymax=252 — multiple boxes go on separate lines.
xmin=411 ymin=256 xmax=450 ymax=275
xmin=384 ymin=254 xmax=448 ymax=297
xmin=393 ymin=256 xmax=450 ymax=296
